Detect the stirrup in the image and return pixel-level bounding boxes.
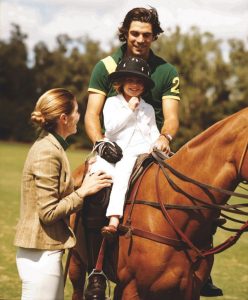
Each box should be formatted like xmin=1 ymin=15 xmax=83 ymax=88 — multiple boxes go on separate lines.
xmin=85 ymin=269 xmax=111 ymax=300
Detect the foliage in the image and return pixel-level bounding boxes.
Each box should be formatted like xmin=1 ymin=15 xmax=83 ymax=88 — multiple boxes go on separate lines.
xmin=0 ymin=24 xmax=36 ymax=141
xmin=0 ymin=24 xmax=247 ymax=150
xmin=152 ymin=26 xmax=247 ymax=148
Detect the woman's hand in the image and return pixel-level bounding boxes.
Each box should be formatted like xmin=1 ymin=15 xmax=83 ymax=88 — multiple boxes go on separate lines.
xmin=76 ymin=170 xmax=112 ymax=198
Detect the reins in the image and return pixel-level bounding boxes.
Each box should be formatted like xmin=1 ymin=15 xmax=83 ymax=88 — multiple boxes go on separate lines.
xmin=125 ymin=199 xmax=248 ymax=213
xmin=152 ymin=150 xmax=248 ymax=202
xmin=120 ymin=148 xmax=248 ymax=258
xmin=154 ymin=163 xmax=205 ymax=257
xmin=151 ymin=150 xmax=248 ymax=216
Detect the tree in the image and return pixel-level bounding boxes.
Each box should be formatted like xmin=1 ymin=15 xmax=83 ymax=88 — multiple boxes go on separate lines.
xmin=152 ymin=26 xmax=235 ymax=149
xmin=0 ymin=24 xmax=247 ymax=147
xmin=227 ymin=39 xmax=248 ymax=111
xmin=0 ymin=24 xmax=36 ymax=140
xmin=33 ymin=34 xmax=108 ymax=147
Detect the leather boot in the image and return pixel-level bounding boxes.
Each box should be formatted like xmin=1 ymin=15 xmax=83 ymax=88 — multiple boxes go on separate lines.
xmin=200 ymin=276 xmax=223 ymax=297
xmin=84 ymin=272 xmax=107 ymax=300
xmin=82 ymin=188 xmax=111 ymax=300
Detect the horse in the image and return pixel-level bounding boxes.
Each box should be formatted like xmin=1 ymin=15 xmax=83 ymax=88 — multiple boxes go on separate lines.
xmin=69 ymin=107 xmax=248 ymax=300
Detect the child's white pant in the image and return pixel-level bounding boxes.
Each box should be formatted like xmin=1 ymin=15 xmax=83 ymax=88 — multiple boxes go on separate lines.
xmin=90 ymin=155 xmax=138 ymax=218
xmin=16 ymin=247 xmax=64 ymax=300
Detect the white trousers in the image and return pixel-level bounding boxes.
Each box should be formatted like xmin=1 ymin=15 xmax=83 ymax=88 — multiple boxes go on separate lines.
xmin=90 ymin=154 xmax=139 ymax=218
xmin=107 ymin=155 xmax=138 ymax=217
xmin=16 ymin=247 xmax=64 ymax=300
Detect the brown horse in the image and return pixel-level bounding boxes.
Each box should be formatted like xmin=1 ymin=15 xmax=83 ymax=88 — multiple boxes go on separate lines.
xmin=69 ymin=108 xmax=248 ymax=300
xmin=114 ymin=107 xmax=248 ymax=300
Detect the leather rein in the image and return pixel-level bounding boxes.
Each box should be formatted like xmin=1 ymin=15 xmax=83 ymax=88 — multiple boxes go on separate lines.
xmin=119 ymin=148 xmax=248 ymax=258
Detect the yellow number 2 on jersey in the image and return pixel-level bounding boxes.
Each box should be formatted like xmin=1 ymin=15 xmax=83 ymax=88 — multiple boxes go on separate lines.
xmin=171 ymin=77 xmax=180 ymax=94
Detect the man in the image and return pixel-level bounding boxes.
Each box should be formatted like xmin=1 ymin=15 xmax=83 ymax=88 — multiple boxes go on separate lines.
xmin=70 ymin=7 xmax=222 ymax=299
xmin=85 ymin=7 xmax=180 ymax=155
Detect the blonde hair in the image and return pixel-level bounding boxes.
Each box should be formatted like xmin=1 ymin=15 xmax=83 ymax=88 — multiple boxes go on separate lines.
xmin=31 ymin=88 xmax=75 ymax=132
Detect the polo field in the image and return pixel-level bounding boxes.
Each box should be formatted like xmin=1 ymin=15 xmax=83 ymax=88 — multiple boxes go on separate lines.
xmin=0 ymin=141 xmax=247 ymax=300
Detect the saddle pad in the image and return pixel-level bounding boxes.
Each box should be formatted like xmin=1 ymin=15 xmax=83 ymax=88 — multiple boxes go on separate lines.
xmin=126 ymin=153 xmax=155 ymax=196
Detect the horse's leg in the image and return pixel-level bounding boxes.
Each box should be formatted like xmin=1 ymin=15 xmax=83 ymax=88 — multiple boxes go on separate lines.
xmin=113 ymin=284 xmax=123 ymax=300
xmin=68 ymin=164 xmax=87 ymax=299
xmin=68 ymin=213 xmax=88 ymax=300
xmin=114 ymin=280 xmax=141 ymax=300
xmin=183 ymin=275 xmax=200 ymax=300
xmin=69 ymin=249 xmax=87 ymax=300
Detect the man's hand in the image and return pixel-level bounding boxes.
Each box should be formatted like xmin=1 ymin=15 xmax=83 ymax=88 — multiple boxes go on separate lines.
xmin=94 ymin=140 xmax=123 ymax=163
xmin=153 ymin=135 xmax=171 ymax=154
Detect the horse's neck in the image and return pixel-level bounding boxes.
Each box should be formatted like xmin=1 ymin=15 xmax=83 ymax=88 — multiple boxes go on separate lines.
xmin=171 ymin=110 xmax=248 ymax=197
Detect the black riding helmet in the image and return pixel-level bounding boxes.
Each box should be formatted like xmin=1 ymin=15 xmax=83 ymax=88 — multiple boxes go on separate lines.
xmin=108 ymin=56 xmax=154 ymax=89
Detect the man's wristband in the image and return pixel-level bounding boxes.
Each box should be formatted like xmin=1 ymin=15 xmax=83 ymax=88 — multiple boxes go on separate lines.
xmin=160 ymin=133 xmax=173 ymax=142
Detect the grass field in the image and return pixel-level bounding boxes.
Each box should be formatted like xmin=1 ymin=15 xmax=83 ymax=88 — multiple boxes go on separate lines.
xmin=0 ymin=141 xmax=247 ymax=300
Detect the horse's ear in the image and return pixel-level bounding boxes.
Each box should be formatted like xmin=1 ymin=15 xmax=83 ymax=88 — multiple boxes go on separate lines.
xmin=72 ymin=164 xmax=86 ymax=189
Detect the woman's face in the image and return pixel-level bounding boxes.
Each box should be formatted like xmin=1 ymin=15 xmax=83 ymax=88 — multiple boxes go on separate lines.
xmin=122 ymin=76 xmax=145 ymax=100
xmin=64 ymin=100 xmax=80 ymax=137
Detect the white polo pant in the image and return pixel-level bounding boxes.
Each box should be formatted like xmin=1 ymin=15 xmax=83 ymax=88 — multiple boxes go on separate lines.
xmin=91 ymin=137 xmax=152 ymax=218
xmin=107 ymin=155 xmax=138 ymax=217
xmin=16 ymin=247 xmax=64 ymax=300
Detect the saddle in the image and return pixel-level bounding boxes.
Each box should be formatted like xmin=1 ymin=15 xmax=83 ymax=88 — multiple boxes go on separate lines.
xmin=128 ymin=153 xmax=155 ymax=193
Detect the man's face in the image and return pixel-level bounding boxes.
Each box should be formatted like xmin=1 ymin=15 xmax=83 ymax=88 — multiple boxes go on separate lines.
xmin=126 ymin=21 xmax=154 ymax=60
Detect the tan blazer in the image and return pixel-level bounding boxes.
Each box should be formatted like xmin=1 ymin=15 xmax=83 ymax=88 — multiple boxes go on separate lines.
xmin=14 ymin=131 xmax=84 ymax=250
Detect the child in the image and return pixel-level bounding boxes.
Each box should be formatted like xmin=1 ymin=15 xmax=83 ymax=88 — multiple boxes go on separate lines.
xmin=90 ymin=56 xmax=160 ymax=238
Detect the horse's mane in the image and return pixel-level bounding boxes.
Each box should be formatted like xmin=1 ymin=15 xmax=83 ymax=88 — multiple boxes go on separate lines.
xmin=183 ymin=107 xmax=248 ymax=150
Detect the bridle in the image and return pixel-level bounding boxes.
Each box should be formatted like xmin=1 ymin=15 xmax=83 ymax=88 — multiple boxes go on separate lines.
xmin=119 ymin=145 xmax=248 ymax=258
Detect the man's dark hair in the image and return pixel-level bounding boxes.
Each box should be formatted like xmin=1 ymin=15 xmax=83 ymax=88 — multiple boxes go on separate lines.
xmin=118 ymin=7 xmax=164 ymax=42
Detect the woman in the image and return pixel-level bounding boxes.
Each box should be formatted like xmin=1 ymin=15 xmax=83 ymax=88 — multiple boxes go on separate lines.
xmin=14 ymin=88 xmax=112 ymax=300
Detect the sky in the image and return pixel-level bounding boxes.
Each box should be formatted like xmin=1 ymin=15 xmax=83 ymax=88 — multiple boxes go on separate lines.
xmin=1 ymin=0 xmax=248 ymax=55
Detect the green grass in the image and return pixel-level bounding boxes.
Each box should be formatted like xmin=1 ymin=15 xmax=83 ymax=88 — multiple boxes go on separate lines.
xmin=0 ymin=141 xmax=247 ymax=299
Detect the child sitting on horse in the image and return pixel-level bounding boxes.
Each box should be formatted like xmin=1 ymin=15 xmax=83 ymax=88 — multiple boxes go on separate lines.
xmin=90 ymin=56 xmax=161 ymax=237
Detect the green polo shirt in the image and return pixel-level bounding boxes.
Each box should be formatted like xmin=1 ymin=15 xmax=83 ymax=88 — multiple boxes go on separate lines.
xmin=88 ymin=44 xmax=180 ymax=130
